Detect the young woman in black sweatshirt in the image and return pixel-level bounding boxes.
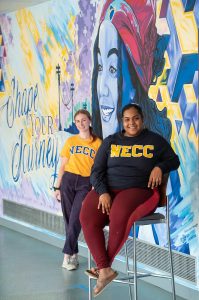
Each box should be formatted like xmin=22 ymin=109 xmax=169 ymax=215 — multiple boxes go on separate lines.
xmin=80 ymin=104 xmax=180 ymax=297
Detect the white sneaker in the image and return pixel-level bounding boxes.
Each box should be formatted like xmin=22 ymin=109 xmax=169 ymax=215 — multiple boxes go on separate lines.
xmin=62 ymin=257 xmax=79 ymax=271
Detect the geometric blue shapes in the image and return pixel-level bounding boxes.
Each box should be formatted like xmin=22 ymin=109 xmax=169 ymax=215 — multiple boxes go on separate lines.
xmin=169 ymin=53 xmax=198 ymax=102
xmin=175 ymin=120 xmax=183 ymax=134
xmin=182 ymin=0 xmax=196 ymax=12
xmin=184 ymin=118 xmax=192 ymax=133
xmin=166 ymin=4 xmax=198 ymax=102
xmin=194 ymin=0 xmax=199 ymax=26
xmin=170 ymin=170 xmax=182 ymax=200
xmin=166 ymin=4 xmax=182 ymax=101
xmin=193 ymin=104 xmax=199 ymax=134
xmin=193 ymin=71 xmax=198 ymax=99
xmin=179 ymin=84 xmax=187 ymax=115
xmin=179 ymin=86 xmax=198 ymax=134
xmin=184 ymin=102 xmax=197 ymax=120
xmin=0 ymin=77 xmax=5 ymax=92
xmin=151 ymin=224 xmax=160 ymax=245
xmin=177 ymin=242 xmax=190 ymax=255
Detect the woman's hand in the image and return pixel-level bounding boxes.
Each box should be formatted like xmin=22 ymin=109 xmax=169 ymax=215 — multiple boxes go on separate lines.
xmin=98 ymin=193 xmax=112 ymax=215
xmin=54 ymin=190 xmax=61 ymax=202
xmin=148 ymin=166 xmax=162 ymax=189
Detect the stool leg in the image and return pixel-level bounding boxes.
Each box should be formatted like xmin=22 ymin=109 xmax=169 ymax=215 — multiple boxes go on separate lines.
xmin=133 ymin=224 xmax=138 ymax=300
xmin=125 ymin=242 xmax=133 ymax=300
xmin=167 ymin=215 xmax=176 ymax=300
xmin=88 ymin=248 xmax=92 ymax=300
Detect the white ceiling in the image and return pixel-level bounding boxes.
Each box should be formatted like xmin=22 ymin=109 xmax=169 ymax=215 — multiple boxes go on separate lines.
xmin=0 ymin=0 xmax=49 ymax=14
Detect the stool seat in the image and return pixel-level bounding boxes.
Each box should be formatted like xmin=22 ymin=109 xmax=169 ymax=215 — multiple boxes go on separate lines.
xmin=135 ymin=212 xmax=165 ymax=224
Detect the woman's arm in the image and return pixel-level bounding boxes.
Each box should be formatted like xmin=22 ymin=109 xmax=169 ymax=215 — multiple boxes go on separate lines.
xmin=54 ymin=157 xmax=68 ymax=201
xmin=91 ymin=137 xmax=113 ymax=215
xmin=148 ymin=136 xmax=180 ymax=189
xmin=90 ymin=138 xmax=110 ymax=195
xmin=155 ymin=138 xmax=180 ymax=174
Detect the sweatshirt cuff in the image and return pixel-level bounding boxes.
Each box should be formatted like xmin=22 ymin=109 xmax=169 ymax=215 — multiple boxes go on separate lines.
xmin=155 ymin=164 xmax=165 ymax=174
xmin=95 ymin=186 xmax=109 ymax=195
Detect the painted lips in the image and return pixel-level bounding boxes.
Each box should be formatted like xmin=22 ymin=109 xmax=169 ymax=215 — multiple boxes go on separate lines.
xmin=100 ymin=105 xmax=115 ymax=122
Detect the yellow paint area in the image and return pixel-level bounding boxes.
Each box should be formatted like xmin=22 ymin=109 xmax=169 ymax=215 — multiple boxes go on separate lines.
xmin=183 ymin=84 xmax=197 ymax=103
xmin=164 ymin=52 xmax=171 ymax=69
xmin=15 ymin=7 xmax=81 ymax=117
xmin=188 ymin=124 xmax=198 ymax=145
xmin=170 ymin=0 xmax=198 ymax=54
xmin=15 ymin=9 xmax=42 ymax=86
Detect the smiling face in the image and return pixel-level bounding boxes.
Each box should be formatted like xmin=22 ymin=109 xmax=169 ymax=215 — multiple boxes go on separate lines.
xmin=122 ymin=107 xmax=144 ymax=137
xmin=97 ymin=20 xmax=119 ymax=138
xmin=74 ymin=113 xmax=91 ymax=133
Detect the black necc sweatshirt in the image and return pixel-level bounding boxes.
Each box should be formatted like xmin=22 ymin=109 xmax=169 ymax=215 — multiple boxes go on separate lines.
xmin=90 ymin=129 xmax=180 ymax=195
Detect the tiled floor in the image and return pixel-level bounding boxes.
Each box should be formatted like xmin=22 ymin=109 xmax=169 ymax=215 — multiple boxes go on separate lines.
xmin=0 ymin=225 xmax=185 ymax=300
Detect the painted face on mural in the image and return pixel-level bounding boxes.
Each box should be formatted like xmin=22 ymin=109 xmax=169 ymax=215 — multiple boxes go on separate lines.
xmin=97 ymin=20 xmax=118 ymax=138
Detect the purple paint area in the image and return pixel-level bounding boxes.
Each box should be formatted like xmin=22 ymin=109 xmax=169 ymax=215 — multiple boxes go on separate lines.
xmin=74 ymin=0 xmax=97 ymax=102
xmin=193 ymin=71 xmax=198 ymax=99
xmin=159 ymin=0 xmax=169 ymax=18
xmin=0 ymin=15 xmax=13 ymax=45
xmin=0 ymin=180 xmax=60 ymax=214
xmin=59 ymin=0 xmax=97 ymax=124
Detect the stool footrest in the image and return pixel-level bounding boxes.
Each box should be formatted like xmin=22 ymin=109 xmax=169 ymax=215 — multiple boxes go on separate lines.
xmin=127 ymin=271 xmax=172 ymax=279
xmin=113 ymin=278 xmax=135 ymax=285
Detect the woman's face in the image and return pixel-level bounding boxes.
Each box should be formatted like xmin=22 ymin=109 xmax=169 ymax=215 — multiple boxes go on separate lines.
xmin=97 ymin=20 xmax=119 ymax=138
xmin=74 ymin=113 xmax=91 ymax=133
xmin=122 ymin=107 xmax=144 ymax=137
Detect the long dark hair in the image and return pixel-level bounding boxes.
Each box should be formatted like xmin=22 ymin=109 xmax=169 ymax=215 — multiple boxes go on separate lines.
xmin=121 ymin=38 xmax=172 ymax=142
xmin=91 ymin=29 xmax=102 ymax=138
xmin=91 ymin=27 xmax=123 ymax=139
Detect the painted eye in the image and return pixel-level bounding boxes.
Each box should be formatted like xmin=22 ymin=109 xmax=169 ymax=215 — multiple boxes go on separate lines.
xmin=109 ymin=66 xmax=117 ymax=74
xmin=98 ymin=64 xmax=103 ymax=72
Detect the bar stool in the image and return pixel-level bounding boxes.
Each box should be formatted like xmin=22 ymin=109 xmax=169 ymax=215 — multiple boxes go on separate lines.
xmin=87 ymin=174 xmax=176 ymax=300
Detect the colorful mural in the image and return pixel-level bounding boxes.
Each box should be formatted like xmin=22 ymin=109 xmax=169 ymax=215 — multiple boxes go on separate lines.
xmin=0 ymin=0 xmax=198 ymax=283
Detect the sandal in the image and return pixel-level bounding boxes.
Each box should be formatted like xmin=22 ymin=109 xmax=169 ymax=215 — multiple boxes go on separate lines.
xmin=93 ymin=271 xmax=118 ymax=297
xmin=85 ymin=268 xmax=99 ymax=279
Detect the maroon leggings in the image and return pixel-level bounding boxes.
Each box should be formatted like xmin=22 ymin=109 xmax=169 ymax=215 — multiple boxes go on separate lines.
xmin=80 ymin=188 xmax=159 ymax=269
